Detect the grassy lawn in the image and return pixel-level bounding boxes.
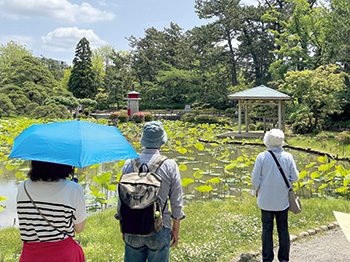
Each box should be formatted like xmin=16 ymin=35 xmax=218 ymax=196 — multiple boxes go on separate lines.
xmin=2 ymin=195 xmax=350 ymax=262
xmin=286 ymin=132 xmax=350 ymax=158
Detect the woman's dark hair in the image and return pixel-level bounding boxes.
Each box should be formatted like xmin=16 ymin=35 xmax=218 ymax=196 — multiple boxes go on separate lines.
xmin=28 ymin=160 xmax=74 ymax=182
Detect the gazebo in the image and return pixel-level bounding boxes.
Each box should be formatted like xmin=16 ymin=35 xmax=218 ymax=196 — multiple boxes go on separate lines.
xmin=228 ymin=85 xmax=292 ymax=134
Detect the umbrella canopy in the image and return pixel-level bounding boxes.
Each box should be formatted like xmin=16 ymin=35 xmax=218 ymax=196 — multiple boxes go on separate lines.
xmin=9 ymin=120 xmax=139 ymax=168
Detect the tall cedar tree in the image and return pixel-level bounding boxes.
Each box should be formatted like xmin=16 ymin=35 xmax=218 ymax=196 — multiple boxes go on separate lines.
xmin=68 ymin=38 xmax=97 ymax=99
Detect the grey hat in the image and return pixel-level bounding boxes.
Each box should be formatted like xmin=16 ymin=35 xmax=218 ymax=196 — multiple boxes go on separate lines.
xmin=140 ymin=121 xmax=167 ymax=148
xmin=263 ymin=129 xmax=285 ymax=148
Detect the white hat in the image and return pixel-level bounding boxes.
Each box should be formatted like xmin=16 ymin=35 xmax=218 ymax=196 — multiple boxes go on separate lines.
xmin=263 ymin=129 xmax=284 ymax=148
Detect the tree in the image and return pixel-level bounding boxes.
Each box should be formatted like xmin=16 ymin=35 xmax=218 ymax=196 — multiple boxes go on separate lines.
xmin=68 ymin=37 xmax=97 ymax=99
xmin=327 ymin=0 xmax=350 ymax=73
xmin=0 ymin=93 xmax=16 ymax=116
xmin=105 ymin=50 xmax=133 ymax=110
xmin=38 ymin=56 xmax=70 ymax=82
xmin=155 ymin=66 xmax=200 ymax=107
xmin=265 ymin=0 xmax=332 ymax=82
xmin=195 ymin=0 xmax=242 ymax=86
xmin=280 ymin=64 xmax=347 ymax=131
xmin=1 ymin=56 xmax=59 ymax=89
xmin=0 ymin=41 xmax=32 ymax=82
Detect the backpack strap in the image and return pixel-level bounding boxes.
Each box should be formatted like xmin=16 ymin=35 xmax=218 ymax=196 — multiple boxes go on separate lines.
xmin=131 ymin=158 xmax=141 ymax=172
xmin=149 ymin=155 xmax=168 ymax=173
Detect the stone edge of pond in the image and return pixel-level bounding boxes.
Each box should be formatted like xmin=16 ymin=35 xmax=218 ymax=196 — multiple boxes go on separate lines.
xmin=231 ymin=221 xmax=340 ymax=262
xmin=198 ymin=138 xmax=350 ymax=163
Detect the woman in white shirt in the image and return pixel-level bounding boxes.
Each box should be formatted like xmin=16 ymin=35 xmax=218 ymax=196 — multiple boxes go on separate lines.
xmin=16 ymin=160 xmax=87 ymax=262
xmin=251 ymin=129 xmax=299 ymax=262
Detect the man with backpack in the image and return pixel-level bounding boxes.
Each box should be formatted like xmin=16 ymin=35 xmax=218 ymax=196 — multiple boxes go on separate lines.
xmin=116 ymin=121 xmax=185 ymax=262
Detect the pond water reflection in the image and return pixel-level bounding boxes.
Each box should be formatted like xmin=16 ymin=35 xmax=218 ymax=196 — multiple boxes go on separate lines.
xmin=2 ymin=142 xmax=348 ymax=229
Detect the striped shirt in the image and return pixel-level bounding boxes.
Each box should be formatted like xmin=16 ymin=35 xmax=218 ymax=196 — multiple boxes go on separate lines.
xmin=16 ymin=179 xmax=87 ymax=243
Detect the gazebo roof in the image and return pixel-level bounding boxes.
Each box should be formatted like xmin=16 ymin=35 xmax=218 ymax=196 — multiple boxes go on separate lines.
xmin=228 ymin=85 xmax=291 ymax=100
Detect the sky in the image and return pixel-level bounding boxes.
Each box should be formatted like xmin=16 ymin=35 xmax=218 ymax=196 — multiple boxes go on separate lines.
xmin=0 ymin=0 xmax=257 ymax=65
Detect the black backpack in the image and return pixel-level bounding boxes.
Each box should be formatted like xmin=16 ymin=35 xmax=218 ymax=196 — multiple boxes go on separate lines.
xmin=117 ymin=155 xmax=168 ymax=236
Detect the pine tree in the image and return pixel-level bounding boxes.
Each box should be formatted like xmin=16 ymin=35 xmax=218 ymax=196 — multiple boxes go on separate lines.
xmin=68 ymin=38 xmax=97 ymax=99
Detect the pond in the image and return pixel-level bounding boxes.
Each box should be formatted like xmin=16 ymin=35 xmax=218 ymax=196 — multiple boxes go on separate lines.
xmin=1 ymin=119 xmax=350 ymax=229
xmin=1 ymin=142 xmax=348 ymax=229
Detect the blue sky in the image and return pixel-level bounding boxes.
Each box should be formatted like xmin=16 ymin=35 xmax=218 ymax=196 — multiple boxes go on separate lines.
xmin=0 ymin=0 xmax=257 ymax=65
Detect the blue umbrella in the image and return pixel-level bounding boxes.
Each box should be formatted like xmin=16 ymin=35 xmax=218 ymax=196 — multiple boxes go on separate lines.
xmin=9 ymin=120 xmax=139 ymax=168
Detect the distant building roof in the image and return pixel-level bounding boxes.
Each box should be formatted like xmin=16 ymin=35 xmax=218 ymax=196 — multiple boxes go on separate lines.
xmin=127 ymin=91 xmax=140 ymax=95
xmin=228 ymin=85 xmax=291 ymax=100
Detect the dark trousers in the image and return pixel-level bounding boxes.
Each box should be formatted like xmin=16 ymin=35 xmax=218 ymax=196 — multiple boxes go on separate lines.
xmin=261 ymin=208 xmax=290 ymax=262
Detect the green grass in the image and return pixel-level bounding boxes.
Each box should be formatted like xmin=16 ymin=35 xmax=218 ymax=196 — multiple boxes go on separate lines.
xmin=286 ymin=133 xmax=350 ymax=158
xmin=2 ymin=195 xmax=350 ymax=262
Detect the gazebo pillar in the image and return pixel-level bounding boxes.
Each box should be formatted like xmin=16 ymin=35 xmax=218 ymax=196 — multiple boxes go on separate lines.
xmin=245 ymin=102 xmax=249 ymax=132
xmin=282 ymin=101 xmax=286 ymax=131
xmin=278 ymin=101 xmax=282 ymax=130
xmin=238 ymin=100 xmax=242 ymax=134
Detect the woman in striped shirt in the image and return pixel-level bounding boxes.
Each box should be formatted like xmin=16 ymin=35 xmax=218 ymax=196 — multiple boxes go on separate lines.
xmin=16 ymin=160 xmax=87 ymax=262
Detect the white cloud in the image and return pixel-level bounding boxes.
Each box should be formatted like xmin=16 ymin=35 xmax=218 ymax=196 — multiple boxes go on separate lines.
xmin=0 ymin=0 xmax=115 ymax=23
xmin=41 ymin=27 xmax=108 ymax=52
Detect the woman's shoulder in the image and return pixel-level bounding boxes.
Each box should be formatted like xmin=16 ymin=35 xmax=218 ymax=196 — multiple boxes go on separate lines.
xmin=62 ymin=179 xmax=84 ymax=192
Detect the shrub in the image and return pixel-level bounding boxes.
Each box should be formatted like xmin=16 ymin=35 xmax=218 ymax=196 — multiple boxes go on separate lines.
xmin=291 ymin=121 xmax=312 ymax=134
xmin=31 ymin=104 xmax=70 ymax=119
xmin=118 ymin=113 xmax=129 ymax=123
xmin=335 ymin=131 xmax=350 ymax=156
xmin=194 ymin=115 xmax=217 ymax=124
xmin=109 ymin=111 xmax=129 ymax=123
xmin=217 ymin=117 xmax=231 ymax=126
xmin=131 ymin=112 xmax=153 ymax=123
xmin=109 ymin=112 xmax=119 ymax=120
xmin=0 ymin=93 xmax=16 ymax=116
xmin=224 ymin=107 xmax=237 ymax=118
xmin=25 ymin=103 xmax=39 ymax=114
xmin=144 ymin=113 xmax=154 ymax=122
xmin=181 ymin=113 xmax=196 ymax=123
xmin=132 ymin=112 xmax=145 ymax=123
xmin=256 ymin=122 xmax=265 ymax=131
xmin=248 ymin=123 xmax=256 ymax=131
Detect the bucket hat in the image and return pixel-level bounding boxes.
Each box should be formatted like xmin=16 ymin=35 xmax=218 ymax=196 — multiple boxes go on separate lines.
xmin=263 ymin=129 xmax=284 ymax=148
xmin=140 ymin=121 xmax=167 ymax=148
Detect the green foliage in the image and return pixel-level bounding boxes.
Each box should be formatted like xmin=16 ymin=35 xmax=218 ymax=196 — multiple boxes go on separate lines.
xmin=132 ymin=112 xmax=145 ymax=123
xmin=38 ymin=56 xmax=69 ymax=82
xmin=335 ymin=131 xmax=350 ymax=156
xmin=181 ymin=113 xmax=230 ymax=125
xmin=109 ymin=111 xmax=129 ymax=123
xmin=95 ymin=92 xmax=109 ymax=110
xmin=30 ymin=104 xmax=70 ymax=119
xmin=0 ymin=93 xmax=16 ymax=116
xmin=25 ymin=102 xmax=39 ymax=114
xmin=280 ymin=64 xmax=347 ymax=132
xmin=144 ymin=112 xmax=154 ymax=122
xmin=68 ymin=38 xmax=97 ymax=99
xmin=180 ymin=113 xmax=197 ymax=122
xmin=0 ymin=40 xmax=32 ymax=82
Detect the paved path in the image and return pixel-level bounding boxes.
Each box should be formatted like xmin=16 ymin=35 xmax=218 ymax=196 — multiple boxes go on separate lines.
xmin=288 ymin=228 xmax=350 ymax=262
xmin=253 ymin=228 xmax=350 ymax=262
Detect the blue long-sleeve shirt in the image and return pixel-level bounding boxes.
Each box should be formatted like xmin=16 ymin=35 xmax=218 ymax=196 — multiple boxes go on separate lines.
xmin=251 ymin=147 xmax=299 ymax=211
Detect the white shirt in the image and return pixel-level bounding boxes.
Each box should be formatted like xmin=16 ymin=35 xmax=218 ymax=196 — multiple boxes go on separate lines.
xmin=16 ymin=179 xmax=87 ymax=242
